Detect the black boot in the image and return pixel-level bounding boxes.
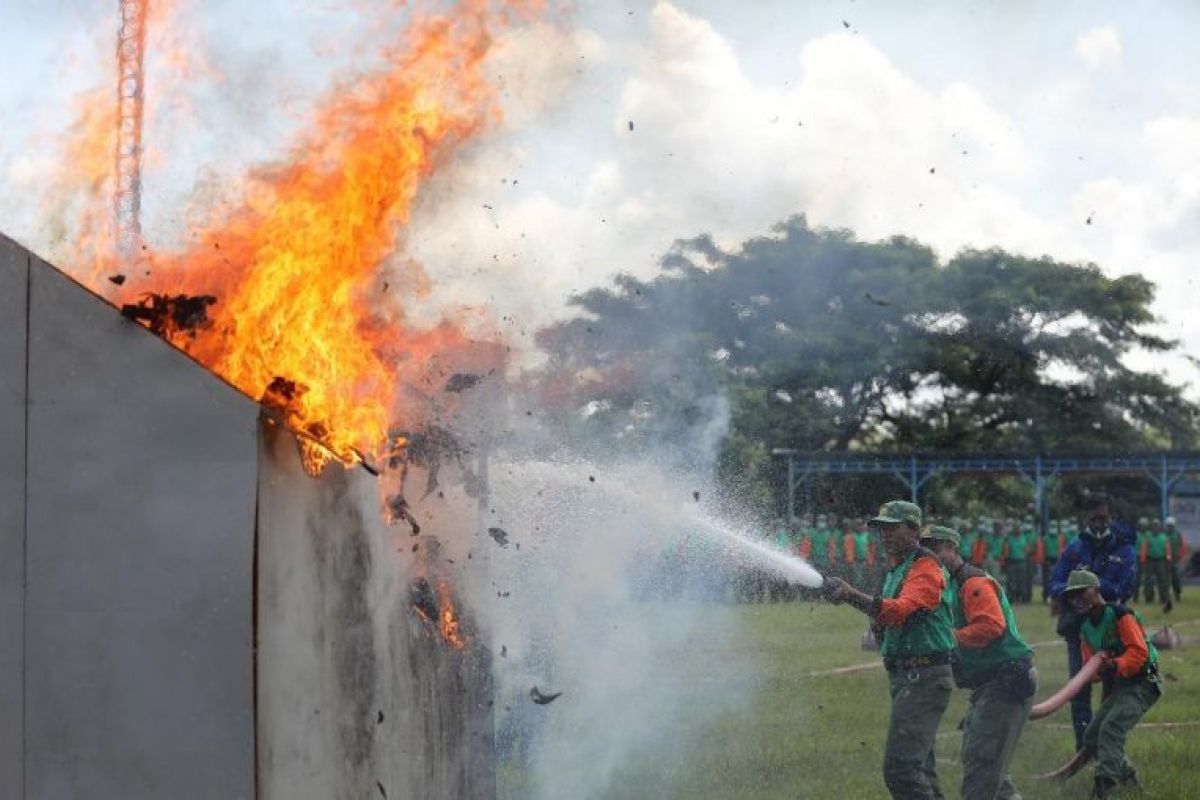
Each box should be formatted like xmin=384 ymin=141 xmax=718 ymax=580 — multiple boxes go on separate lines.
xmin=1092 ymin=777 xmax=1117 ymax=798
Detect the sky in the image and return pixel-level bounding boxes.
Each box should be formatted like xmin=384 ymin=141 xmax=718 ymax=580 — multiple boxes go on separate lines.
xmin=2 ymin=0 xmax=1199 ymax=386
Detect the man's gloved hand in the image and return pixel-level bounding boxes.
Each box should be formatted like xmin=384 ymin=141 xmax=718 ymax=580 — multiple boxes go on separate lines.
xmin=821 ymin=577 xmax=850 ymax=604
xmin=1097 ymin=653 xmax=1117 ymax=678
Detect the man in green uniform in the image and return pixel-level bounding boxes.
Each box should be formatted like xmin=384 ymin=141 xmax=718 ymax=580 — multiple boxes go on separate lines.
xmin=1039 ymin=520 xmax=1066 ymax=603
xmin=1133 ymin=517 xmax=1147 ymax=602
xmin=848 ymin=519 xmax=875 ymax=588
xmin=1003 ymin=523 xmax=1032 ymax=604
xmin=1140 ymin=519 xmax=1173 ymax=611
xmin=825 ymin=501 xmax=956 ymax=800
xmin=921 ymin=525 xmax=1036 ymax=800
xmin=1061 ymin=569 xmax=1162 ymax=798
xmin=810 ymin=514 xmax=832 ymax=574
xmin=1166 ymin=516 xmax=1186 ymax=602
xmin=985 ymin=520 xmax=1006 ymax=579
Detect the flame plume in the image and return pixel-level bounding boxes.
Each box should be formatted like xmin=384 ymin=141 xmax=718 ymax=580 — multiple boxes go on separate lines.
xmin=62 ymin=1 xmax=540 ymax=470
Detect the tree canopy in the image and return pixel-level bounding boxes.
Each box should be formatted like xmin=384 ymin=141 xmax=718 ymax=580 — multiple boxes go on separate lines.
xmin=532 ymin=216 xmax=1198 ymax=514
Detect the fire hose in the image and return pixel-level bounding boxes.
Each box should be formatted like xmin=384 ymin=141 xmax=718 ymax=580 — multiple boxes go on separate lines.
xmin=1028 ymin=653 xmax=1105 ymax=780
xmin=1028 ymin=653 xmax=1105 ymax=720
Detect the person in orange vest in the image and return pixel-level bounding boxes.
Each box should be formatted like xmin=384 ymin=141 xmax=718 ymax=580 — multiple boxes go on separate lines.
xmin=1166 ymin=517 xmax=1186 ymax=602
xmin=1060 ymin=569 xmax=1162 ymax=798
xmin=970 ymin=518 xmax=989 ymax=567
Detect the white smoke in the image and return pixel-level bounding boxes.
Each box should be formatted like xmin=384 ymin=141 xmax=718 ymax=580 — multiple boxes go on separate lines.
xmin=470 ymin=456 xmax=816 ymax=799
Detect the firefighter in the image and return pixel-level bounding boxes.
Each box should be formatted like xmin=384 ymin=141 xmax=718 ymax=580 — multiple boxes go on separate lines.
xmin=1050 ymin=494 xmax=1138 ymax=751
xmin=985 ymin=520 xmax=1006 ymax=580
xmin=1166 ymin=516 xmax=1186 ymax=602
xmin=825 ymin=501 xmax=956 ymax=800
xmin=1002 ymin=521 xmax=1032 ymax=604
xmin=971 ymin=517 xmax=989 ymax=566
xmin=959 ymin=520 xmax=979 ymax=569
xmin=845 ymin=518 xmax=875 ymax=589
xmin=1038 ymin=520 xmax=1064 ymax=603
xmin=809 ymin=514 xmax=833 ymax=583
xmin=921 ymin=525 xmax=1036 ymax=800
xmin=1060 ymin=569 xmax=1162 ymax=798
xmin=1140 ymin=518 xmax=1173 ymax=611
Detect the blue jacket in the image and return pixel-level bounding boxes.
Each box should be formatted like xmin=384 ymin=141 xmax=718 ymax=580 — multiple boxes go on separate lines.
xmin=1050 ymin=526 xmax=1137 ymax=603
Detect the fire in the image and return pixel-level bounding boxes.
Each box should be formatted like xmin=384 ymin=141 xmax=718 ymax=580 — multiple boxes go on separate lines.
xmin=436 ymin=579 xmax=467 ymax=651
xmin=57 ymin=0 xmax=540 ymax=469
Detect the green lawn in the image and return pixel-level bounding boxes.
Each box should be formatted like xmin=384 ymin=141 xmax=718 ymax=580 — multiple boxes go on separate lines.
xmin=501 ymin=594 xmax=1200 ymax=799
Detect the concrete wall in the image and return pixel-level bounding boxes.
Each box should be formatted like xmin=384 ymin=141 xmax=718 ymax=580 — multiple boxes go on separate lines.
xmin=0 ymin=235 xmax=29 ymax=798
xmin=256 ymin=426 xmax=495 ymax=800
xmin=0 ymin=234 xmax=497 ymax=798
xmin=0 ymin=237 xmax=259 ymax=799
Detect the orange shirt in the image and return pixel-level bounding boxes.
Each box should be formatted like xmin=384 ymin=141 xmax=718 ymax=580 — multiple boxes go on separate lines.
xmin=878 ymin=555 xmax=945 ymax=628
xmin=1080 ymin=612 xmax=1151 ymax=680
xmin=955 ymin=575 xmax=1006 ymax=649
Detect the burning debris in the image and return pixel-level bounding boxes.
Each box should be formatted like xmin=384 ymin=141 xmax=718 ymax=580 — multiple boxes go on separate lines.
xmin=529 ymin=687 xmax=562 ymax=705
xmin=487 ymin=527 xmax=510 ymax=548
xmin=386 ymin=492 xmax=421 ymax=535
xmin=120 ymin=292 xmax=217 ymax=337
xmin=408 ymin=577 xmax=466 ymax=650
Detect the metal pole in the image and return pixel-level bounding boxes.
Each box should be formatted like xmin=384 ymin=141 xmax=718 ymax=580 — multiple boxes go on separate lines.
xmin=1161 ymin=454 xmax=1170 ymax=521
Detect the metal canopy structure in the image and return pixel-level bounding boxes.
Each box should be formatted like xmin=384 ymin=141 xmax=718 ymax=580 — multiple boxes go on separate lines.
xmin=773 ymin=449 xmax=1200 ymax=523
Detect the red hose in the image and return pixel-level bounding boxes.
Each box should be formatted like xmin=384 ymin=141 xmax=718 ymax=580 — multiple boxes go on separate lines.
xmin=1029 ymin=654 xmax=1105 ymax=721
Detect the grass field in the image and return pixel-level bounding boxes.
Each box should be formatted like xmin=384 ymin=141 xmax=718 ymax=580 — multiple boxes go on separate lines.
xmin=501 ymin=592 xmax=1200 ymax=799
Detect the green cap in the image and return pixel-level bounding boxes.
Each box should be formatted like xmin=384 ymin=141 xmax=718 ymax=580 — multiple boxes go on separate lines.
xmin=921 ymin=525 xmax=961 ymax=547
xmin=1061 ymin=569 xmax=1100 ymax=594
xmin=870 ymin=500 xmax=922 ymax=526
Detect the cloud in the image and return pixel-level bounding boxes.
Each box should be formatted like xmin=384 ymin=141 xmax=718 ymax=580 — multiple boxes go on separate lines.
xmin=1074 ymin=26 xmax=1122 ymax=70
xmin=409 ymin=2 xmax=1048 ymax=330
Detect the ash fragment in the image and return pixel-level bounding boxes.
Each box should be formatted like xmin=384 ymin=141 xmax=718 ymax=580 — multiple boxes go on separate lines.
xmin=864 ymin=292 xmax=890 ymax=307
xmin=444 ymin=373 xmax=482 ymax=393
xmin=386 ymin=493 xmax=421 ymax=535
xmin=377 ymin=781 xmax=388 ymax=798
xmin=377 ymin=710 xmax=384 ymax=725
xmin=108 ymin=274 xmax=126 ymax=286
xmin=692 ymin=490 xmax=701 ymax=502
xmin=500 ymin=645 xmax=507 ymax=658
xmin=487 ymin=527 xmax=510 ymax=548
xmin=530 ymin=687 xmax=562 ymax=705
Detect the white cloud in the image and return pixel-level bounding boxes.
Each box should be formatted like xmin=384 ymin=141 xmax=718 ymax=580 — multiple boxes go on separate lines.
xmin=1074 ymin=26 xmax=1122 ymax=70
xmin=404 ymin=3 xmax=1200 ymax=391
xmin=409 ymin=2 xmax=1049 ymax=330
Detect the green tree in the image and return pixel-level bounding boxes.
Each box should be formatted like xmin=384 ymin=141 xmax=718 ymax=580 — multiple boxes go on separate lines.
xmin=532 ymin=216 xmax=1198 ymax=513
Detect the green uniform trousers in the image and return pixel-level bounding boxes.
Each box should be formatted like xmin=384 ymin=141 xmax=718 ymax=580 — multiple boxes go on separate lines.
xmin=1004 ymin=562 xmax=1029 ymax=603
xmin=1142 ymin=559 xmax=1170 ymax=603
xmin=884 ymin=664 xmax=953 ymax=799
xmin=1082 ymin=678 xmax=1161 ymax=784
xmin=960 ymin=670 xmax=1036 ymax=800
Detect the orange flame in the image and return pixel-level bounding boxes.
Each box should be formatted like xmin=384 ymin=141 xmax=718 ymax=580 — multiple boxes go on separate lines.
xmin=436 ymin=579 xmax=466 ymax=650
xmin=58 ymin=1 xmax=539 ymax=469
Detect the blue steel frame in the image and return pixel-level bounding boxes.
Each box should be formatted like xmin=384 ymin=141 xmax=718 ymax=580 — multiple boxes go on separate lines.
xmin=773 ymin=450 xmax=1200 ymax=525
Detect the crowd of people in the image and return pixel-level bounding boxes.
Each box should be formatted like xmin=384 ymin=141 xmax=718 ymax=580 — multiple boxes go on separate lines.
xmin=819 ymin=494 xmax=1168 ymax=800
xmin=749 ymin=511 xmax=1188 ymax=609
